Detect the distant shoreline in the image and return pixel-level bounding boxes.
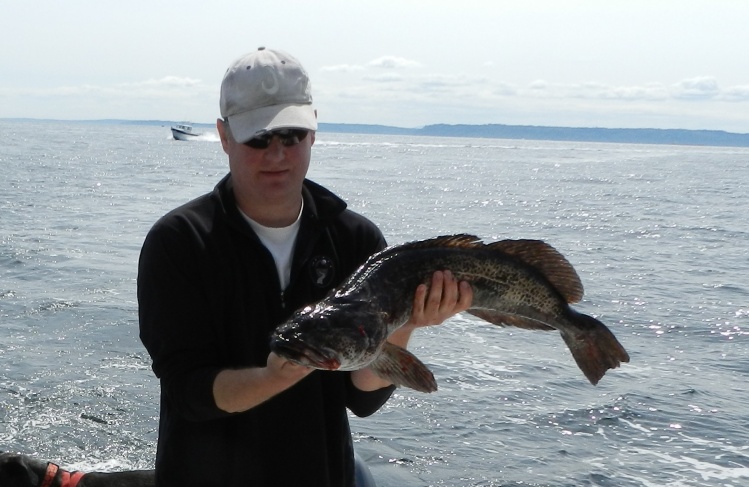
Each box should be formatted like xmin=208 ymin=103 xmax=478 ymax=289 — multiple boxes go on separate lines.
xmin=320 ymin=123 xmax=749 ymax=148
xmin=4 ymin=118 xmax=749 ymax=148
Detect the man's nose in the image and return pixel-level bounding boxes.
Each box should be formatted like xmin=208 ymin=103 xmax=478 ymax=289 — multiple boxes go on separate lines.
xmin=263 ymin=137 xmax=285 ymax=160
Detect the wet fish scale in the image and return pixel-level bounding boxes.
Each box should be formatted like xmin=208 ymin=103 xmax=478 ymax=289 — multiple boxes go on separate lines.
xmin=271 ymin=234 xmax=629 ymax=391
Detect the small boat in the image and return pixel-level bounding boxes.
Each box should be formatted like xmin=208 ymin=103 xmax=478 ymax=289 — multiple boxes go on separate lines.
xmin=171 ymin=122 xmax=201 ymax=141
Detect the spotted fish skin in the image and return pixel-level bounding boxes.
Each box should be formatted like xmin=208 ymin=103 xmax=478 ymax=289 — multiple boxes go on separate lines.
xmin=270 ymin=235 xmax=630 ymax=392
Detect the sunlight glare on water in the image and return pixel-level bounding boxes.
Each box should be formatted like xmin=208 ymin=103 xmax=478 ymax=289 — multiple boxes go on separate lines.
xmin=1 ymin=121 xmax=748 ymax=486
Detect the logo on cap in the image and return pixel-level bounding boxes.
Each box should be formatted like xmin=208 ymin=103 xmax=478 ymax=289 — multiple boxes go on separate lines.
xmin=260 ymin=66 xmax=280 ymax=94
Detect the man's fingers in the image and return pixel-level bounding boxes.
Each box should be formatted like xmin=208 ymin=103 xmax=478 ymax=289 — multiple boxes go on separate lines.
xmin=439 ymin=270 xmax=460 ymax=313
xmin=457 ymin=280 xmax=473 ymax=311
xmin=426 ymin=271 xmax=445 ymax=310
xmin=409 ymin=270 xmax=473 ymax=328
xmin=412 ymin=283 xmax=428 ymax=315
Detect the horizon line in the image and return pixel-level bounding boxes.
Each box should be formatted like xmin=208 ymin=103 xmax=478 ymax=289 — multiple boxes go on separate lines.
xmin=2 ymin=116 xmax=749 ymax=136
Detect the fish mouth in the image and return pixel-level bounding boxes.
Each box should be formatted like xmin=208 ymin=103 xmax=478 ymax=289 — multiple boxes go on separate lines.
xmin=270 ymin=337 xmax=341 ymax=370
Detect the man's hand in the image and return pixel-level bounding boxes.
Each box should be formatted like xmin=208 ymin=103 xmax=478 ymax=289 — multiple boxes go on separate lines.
xmin=406 ymin=270 xmax=473 ymax=329
xmin=353 ymin=270 xmax=472 ymax=391
xmin=213 ymin=353 xmax=312 ymax=413
xmin=266 ymin=351 xmax=313 ymax=383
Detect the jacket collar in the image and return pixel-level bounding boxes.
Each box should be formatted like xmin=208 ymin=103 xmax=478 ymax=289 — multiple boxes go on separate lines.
xmin=300 ymin=178 xmax=348 ymax=222
xmin=212 ymin=173 xmax=348 ymax=229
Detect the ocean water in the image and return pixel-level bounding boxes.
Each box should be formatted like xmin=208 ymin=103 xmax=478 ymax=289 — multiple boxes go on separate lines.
xmin=1 ymin=120 xmax=747 ymax=486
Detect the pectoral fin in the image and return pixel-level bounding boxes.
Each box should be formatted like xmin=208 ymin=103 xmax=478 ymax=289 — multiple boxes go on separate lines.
xmin=370 ymin=342 xmax=438 ymax=393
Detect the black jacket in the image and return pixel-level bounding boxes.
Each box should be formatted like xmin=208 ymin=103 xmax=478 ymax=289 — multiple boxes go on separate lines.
xmin=138 ymin=174 xmax=394 ymax=486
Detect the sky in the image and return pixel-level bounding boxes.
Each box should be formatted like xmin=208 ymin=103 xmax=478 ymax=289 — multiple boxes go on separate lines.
xmin=2 ymin=1 xmax=749 ymax=133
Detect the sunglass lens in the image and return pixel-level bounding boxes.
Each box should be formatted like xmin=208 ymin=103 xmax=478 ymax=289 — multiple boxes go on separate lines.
xmin=245 ymin=129 xmax=309 ymax=149
xmin=245 ymin=133 xmax=273 ymax=149
xmin=278 ymin=129 xmax=309 ymax=146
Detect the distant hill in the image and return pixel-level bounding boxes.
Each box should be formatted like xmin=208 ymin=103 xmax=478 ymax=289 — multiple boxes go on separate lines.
xmin=319 ymin=123 xmax=749 ymax=148
xmin=4 ymin=118 xmax=749 ymax=147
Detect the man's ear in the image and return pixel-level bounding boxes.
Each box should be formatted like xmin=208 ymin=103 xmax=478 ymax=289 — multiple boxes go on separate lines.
xmin=216 ymin=118 xmax=231 ymax=152
xmin=310 ymin=109 xmax=318 ymax=146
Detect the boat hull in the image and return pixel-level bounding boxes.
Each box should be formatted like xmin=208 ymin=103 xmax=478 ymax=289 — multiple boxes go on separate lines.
xmin=171 ymin=127 xmax=200 ymax=141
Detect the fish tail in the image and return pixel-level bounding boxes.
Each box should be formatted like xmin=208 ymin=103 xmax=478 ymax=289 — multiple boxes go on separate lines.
xmin=560 ymin=310 xmax=630 ymax=385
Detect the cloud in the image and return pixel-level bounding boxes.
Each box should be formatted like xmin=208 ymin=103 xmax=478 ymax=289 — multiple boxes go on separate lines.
xmin=27 ymin=75 xmax=746 ymax=109
xmin=319 ymin=64 xmax=366 ymax=73
xmin=517 ymin=77 xmax=749 ymax=103
xmin=529 ymin=79 xmax=548 ymax=89
xmin=416 ymin=74 xmax=480 ymax=89
xmin=319 ymin=56 xmax=422 ymax=74
xmin=525 ymin=79 xmax=665 ymax=100
xmin=367 ymin=56 xmax=423 ymax=69
xmin=121 ymin=76 xmax=203 ymax=89
xmin=672 ymin=76 xmax=720 ymax=100
xmin=607 ymin=83 xmax=670 ymax=101
xmin=571 ymin=82 xmax=669 ymax=101
xmin=364 ymin=73 xmax=404 ymax=83
xmin=315 ymin=69 xmax=749 ymax=133
xmin=3 ymin=76 xmax=209 ymax=100
xmin=722 ymin=84 xmax=749 ymax=101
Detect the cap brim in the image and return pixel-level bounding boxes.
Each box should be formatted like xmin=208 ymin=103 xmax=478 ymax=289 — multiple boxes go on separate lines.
xmin=227 ymin=104 xmax=318 ymax=143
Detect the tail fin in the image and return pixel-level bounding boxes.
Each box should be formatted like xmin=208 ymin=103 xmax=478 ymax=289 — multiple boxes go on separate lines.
xmin=560 ymin=310 xmax=630 ymax=385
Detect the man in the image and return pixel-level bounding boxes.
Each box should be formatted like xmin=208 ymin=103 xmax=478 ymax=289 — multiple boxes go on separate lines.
xmin=138 ymin=47 xmax=472 ymax=486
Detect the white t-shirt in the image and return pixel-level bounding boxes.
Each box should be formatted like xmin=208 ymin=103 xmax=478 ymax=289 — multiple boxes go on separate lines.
xmin=240 ymin=201 xmax=303 ymax=289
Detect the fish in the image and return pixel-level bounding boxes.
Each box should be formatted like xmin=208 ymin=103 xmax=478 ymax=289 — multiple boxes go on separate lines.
xmin=270 ymin=234 xmax=630 ymax=392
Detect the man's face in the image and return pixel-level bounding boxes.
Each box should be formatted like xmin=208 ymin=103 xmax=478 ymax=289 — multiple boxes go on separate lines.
xmin=218 ymin=121 xmax=315 ymax=214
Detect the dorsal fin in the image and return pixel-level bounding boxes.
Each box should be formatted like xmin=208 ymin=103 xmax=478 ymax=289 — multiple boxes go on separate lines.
xmin=398 ymin=234 xmax=483 ymax=251
xmin=374 ymin=234 xmax=584 ymax=304
xmin=487 ymin=239 xmax=584 ymax=303
xmin=369 ymin=234 xmax=482 ymax=263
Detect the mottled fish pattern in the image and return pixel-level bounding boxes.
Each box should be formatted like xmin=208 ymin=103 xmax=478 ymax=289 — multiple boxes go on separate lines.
xmin=271 ymin=235 xmax=630 ymax=392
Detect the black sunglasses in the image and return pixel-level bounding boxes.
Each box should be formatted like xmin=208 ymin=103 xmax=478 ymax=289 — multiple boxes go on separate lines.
xmin=244 ymin=128 xmax=309 ymax=149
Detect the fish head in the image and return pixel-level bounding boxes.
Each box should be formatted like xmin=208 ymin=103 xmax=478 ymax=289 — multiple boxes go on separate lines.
xmin=270 ymin=298 xmax=388 ymax=371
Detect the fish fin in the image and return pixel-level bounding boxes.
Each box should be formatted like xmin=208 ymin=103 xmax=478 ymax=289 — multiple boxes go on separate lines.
xmin=379 ymin=235 xmax=584 ymax=303
xmin=487 ymin=239 xmax=585 ymax=304
xmin=372 ymin=234 xmax=482 ymax=261
xmin=353 ymin=235 xmax=482 ymax=282
xmin=559 ymin=309 xmax=630 ymax=385
xmin=398 ymin=234 xmax=483 ymax=251
xmin=369 ymin=342 xmax=438 ymax=393
xmin=466 ymin=309 xmax=556 ymax=331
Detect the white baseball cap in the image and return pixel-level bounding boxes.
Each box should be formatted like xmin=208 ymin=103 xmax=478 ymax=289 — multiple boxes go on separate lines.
xmin=219 ymin=47 xmax=318 ymax=143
